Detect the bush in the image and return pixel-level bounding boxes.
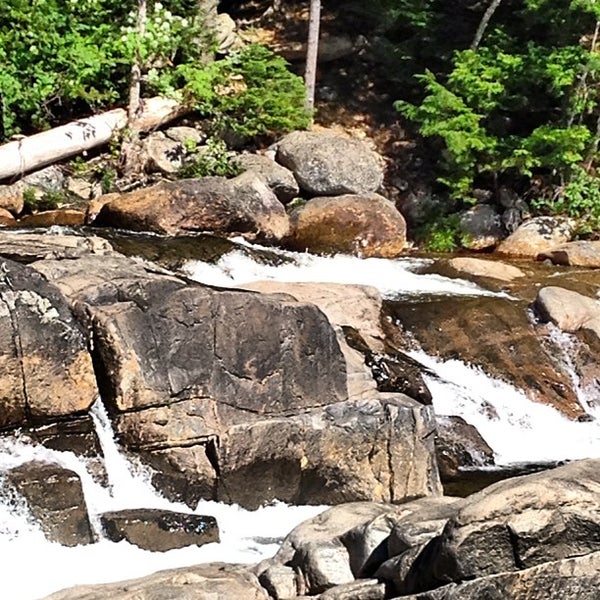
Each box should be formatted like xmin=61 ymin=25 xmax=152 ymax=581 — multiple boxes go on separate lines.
xmin=177 ymin=137 xmax=241 ymax=179
xmin=175 ymin=45 xmax=311 ymax=140
xmin=0 ymin=3 xmax=308 ymax=144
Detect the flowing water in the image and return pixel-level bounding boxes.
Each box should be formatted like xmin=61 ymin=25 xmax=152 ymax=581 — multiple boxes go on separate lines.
xmin=181 ymin=238 xmax=600 ymax=464
xmin=2 ymin=238 xmax=600 ymax=598
xmin=0 ymin=400 xmax=325 ymax=600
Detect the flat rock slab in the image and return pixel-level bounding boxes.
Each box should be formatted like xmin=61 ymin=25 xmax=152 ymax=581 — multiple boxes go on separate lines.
xmin=100 ymin=509 xmax=219 ymax=552
xmin=41 ymin=563 xmax=269 ymax=600
xmin=539 ymin=240 xmax=600 ymax=268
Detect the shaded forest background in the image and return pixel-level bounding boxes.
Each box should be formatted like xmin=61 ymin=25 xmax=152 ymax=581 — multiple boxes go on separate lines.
xmin=2 ymin=0 xmax=600 ymax=248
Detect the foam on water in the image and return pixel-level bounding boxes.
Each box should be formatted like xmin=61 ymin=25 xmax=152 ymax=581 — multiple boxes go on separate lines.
xmin=411 ymin=350 xmax=600 ymax=465
xmin=0 ymin=400 xmax=325 ymax=600
xmin=181 ymin=240 xmax=504 ymax=299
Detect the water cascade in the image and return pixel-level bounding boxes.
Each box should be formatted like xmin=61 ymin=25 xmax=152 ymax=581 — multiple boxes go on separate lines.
xmin=183 ymin=240 xmax=600 ymax=465
xmin=0 ymin=399 xmax=324 ymax=600
xmin=3 ymin=238 xmax=600 ymax=598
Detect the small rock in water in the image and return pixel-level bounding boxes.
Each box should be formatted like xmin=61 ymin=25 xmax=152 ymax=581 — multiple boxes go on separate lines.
xmin=100 ymin=508 xmax=219 ymax=552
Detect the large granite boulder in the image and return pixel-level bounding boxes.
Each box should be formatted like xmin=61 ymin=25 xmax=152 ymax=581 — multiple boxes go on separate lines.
xmin=100 ymin=509 xmax=219 ymax=552
xmin=31 ymin=250 xmax=440 ymax=509
xmin=275 ymin=131 xmax=384 ymax=196
xmin=0 ymin=258 xmax=98 ymax=428
xmin=5 ymin=460 xmax=95 ymax=546
xmin=495 ymin=216 xmax=574 ymax=258
xmin=285 ymin=193 xmax=407 ymax=258
xmin=93 ymin=174 xmax=289 ymax=242
xmin=394 ymin=459 xmax=600 ymax=594
xmin=396 ymin=551 xmax=600 ymax=599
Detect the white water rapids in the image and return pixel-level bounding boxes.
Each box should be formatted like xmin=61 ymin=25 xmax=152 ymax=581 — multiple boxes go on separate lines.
xmin=0 ymin=401 xmax=324 ymax=600
xmin=2 ymin=241 xmax=600 ymax=598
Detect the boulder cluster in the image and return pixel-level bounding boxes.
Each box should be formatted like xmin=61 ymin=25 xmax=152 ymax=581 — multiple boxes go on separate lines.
xmin=42 ymin=459 xmax=600 ymax=599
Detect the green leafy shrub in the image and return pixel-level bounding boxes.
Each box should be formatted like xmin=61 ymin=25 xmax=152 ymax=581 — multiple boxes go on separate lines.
xmin=0 ymin=3 xmax=308 ymax=145
xmin=176 ymin=45 xmax=311 ymax=140
xmin=22 ymin=187 xmax=64 ymax=213
xmin=177 ymin=137 xmax=241 ymax=179
xmin=416 ymin=214 xmax=468 ymax=252
xmin=532 ymin=166 xmax=600 ymax=236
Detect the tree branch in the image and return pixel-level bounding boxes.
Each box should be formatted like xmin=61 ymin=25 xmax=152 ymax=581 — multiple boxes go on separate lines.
xmin=471 ymin=0 xmax=503 ymax=51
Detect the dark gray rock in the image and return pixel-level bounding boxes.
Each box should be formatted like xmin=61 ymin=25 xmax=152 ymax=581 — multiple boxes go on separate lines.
xmin=393 ymin=551 xmax=600 ymax=600
xmin=459 ymin=204 xmax=504 ymax=250
xmin=435 ymin=415 xmax=495 ymax=483
xmin=6 ymin=460 xmax=95 ymax=546
xmin=238 ymin=153 xmax=300 ymax=203
xmin=101 ymin=509 xmax=219 ymax=552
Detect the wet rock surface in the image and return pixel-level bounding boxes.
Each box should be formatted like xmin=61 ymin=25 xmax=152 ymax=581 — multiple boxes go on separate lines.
xmin=100 ymin=509 xmax=219 ymax=552
xmin=385 ymin=294 xmax=586 ymax=418
xmin=6 ymin=460 xmax=95 ymax=546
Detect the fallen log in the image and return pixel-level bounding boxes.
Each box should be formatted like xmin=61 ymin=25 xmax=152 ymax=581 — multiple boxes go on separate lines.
xmin=0 ymin=97 xmax=190 ymax=181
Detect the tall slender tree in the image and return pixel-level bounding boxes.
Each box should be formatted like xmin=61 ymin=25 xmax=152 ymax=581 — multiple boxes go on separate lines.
xmin=304 ymin=0 xmax=321 ymax=118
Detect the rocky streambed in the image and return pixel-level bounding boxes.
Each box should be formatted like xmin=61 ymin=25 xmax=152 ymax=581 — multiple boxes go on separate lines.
xmin=2 ymin=128 xmax=600 ymax=598
xmin=0 ymin=228 xmax=600 ymax=599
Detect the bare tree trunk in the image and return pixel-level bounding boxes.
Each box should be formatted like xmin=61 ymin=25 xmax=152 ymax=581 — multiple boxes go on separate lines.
xmin=121 ymin=0 xmax=148 ymax=175
xmin=471 ymin=0 xmax=502 ymax=51
xmin=304 ymin=0 xmax=321 ymax=118
xmin=198 ymin=0 xmax=219 ymax=64
xmin=128 ymin=0 xmax=147 ymax=123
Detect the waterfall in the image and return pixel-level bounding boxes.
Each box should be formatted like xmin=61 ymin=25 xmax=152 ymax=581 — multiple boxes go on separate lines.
xmin=410 ymin=349 xmax=600 ymax=465
xmin=0 ymin=399 xmax=325 ymax=600
xmin=180 ymin=240 xmax=600 ymax=466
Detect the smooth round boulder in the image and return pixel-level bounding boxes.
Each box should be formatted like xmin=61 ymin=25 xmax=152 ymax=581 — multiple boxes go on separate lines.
xmin=535 ymin=286 xmax=600 ymax=338
xmin=276 ymin=131 xmax=384 ymax=196
xmin=285 ymin=193 xmax=406 ymax=258
xmin=495 ymin=216 xmax=574 ymax=258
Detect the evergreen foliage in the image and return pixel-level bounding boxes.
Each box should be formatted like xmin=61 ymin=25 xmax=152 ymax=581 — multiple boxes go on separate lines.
xmin=385 ymin=0 xmax=600 ymax=233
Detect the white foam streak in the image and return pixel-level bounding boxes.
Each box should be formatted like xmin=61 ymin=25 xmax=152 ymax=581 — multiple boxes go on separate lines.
xmin=181 ymin=244 xmax=502 ymax=299
xmin=411 ymin=350 xmax=600 ymax=465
